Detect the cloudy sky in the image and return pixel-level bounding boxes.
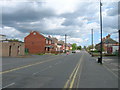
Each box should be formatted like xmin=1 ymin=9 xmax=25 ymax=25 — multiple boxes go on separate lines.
xmin=0 ymin=0 xmax=119 ymax=47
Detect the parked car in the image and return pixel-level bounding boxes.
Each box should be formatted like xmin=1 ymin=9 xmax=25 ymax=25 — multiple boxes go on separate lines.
xmin=72 ymin=51 xmax=76 ymax=53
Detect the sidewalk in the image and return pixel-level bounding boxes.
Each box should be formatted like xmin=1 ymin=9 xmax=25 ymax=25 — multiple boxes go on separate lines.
xmin=78 ymin=52 xmax=118 ymax=88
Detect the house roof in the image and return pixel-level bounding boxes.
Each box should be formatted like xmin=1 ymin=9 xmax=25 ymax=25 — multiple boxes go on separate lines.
xmin=103 ymin=38 xmax=118 ymax=44
xmin=45 ymin=37 xmax=52 ymax=40
xmin=50 ymin=37 xmax=58 ymax=43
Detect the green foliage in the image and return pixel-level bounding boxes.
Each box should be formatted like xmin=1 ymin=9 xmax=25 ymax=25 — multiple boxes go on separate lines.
xmin=72 ymin=43 xmax=77 ymax=50
xmin=77 ymin=46 xmax=82 ymax=50
xmin=84 ymin=46 xmax=87 ymax=49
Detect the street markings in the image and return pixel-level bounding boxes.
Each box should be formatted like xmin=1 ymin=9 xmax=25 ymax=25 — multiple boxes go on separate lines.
xmin=0 ymin=55 xmax=64 ymax=75
xmin=63 ymin=54 xmax=84 ymax=89
xmin=2 ymin=82 xmax=15 ymax=89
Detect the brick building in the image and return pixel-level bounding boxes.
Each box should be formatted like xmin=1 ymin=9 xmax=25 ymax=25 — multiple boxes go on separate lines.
xmin=95 ymin=34 xmax=119 ymax=54
xmin=24 ymin=31 xmax=46 ymax=54
xmin=45 ymin=37 xmax=53 ymax=52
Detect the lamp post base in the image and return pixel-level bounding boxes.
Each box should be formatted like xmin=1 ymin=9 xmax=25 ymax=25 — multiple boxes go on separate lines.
xmin=98 ymin=57 xmax=102 ymax=64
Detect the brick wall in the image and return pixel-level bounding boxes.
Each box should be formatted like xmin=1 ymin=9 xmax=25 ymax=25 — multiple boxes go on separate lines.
xmin=24 ymin=31 xmax=45 ymax=54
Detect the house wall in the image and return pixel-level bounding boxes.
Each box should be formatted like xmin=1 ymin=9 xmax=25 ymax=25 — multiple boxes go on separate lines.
xmin=112 ymin=46 xmax=119 ymax=53
xmin=24 ymin=31 xmax=45 ymax=54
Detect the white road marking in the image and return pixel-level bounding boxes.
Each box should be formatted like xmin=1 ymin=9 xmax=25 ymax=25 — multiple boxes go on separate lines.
xmin=32 ymin=72 xmax=39 ymax=75
xmin=32 ymin=65 xmax=53 ymax=75
xmin=2 ymin=83 xmax=15 ymax=88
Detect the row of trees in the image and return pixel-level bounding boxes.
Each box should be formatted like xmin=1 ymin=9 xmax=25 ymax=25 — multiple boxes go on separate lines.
xmin=71 ymin=43 xmax=96 ymax=51
xmin=71 ymin=43 xmax=82 ymax=50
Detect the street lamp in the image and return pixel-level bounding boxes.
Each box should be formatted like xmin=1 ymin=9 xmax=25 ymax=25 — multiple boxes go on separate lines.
xmin=98 ymin=0 xmax=103 ymax=64
xmin=65 ymin=34 xmax=67 ymax=53
xmin=118 ymin=30 xmax=120 ymax=58
xmin=91 ymin=29 xmax=93 ymax=56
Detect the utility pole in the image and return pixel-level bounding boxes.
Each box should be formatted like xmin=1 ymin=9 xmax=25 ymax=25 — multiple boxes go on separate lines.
xmin=91 ymin=29 xmax=93 ymax=56
xmin=98 ymin=0 xmax=103 ymax=64
xmin=91 ymin=29 xmax=93 ymax=51
xmin=65 ymin=34 xmax=67 ymax=53
xmin=118 ymin=30 xmax=120 ymax=57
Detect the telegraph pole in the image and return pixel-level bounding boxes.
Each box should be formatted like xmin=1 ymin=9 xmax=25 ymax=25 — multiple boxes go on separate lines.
xmin=98 ymin=0 xmax=103 ymax=64
xmin=91 ymin=29 xmax=93 ymax=56
xmin=65 ymin=34 xmax=67 ymax=53
xmin=91 ymin=29 xmax=93 ymax=51
xmin=118 ymin=30 xmax=120 ymax=57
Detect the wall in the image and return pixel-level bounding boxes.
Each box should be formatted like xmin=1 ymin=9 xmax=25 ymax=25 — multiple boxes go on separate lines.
xmin=24 ymin=31 xmax=45 ymax=54
xmin=1 ymin=41 xmax=25 ymax=57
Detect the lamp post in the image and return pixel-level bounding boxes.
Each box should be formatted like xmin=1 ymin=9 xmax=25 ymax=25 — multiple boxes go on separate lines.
xmin=65 ymin=34 xmax=67 ymax=53
xmin=91 ymin=29 xmax=93 ymax=56
xmin=98 ymin=0 xmax=103 ymax=64
xmin=118 ymin=30 xmax=120 ymax=58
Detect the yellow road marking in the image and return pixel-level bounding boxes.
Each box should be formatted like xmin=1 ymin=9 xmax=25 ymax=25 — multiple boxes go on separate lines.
xmin=0 ymin=55 xmax=64 ymax=74
xmin=63 ymin=54 xmax=84 ymax=89
xmin=69 ymin=54 xmax=83 ymax=88
xmin=63 ymin=62 xmax=78 ymax=88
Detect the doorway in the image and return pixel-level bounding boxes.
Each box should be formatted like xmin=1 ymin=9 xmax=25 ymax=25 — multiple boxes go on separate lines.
xmin=9 ymin=46 xmax=12 ymax=56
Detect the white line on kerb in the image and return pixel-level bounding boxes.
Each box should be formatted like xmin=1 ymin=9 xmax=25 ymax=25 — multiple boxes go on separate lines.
xmin=2 ymin=82 xmax=15 ymax=88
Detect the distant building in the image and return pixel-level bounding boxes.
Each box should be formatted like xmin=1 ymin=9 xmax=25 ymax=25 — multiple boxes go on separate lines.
xmin=66 ymin=43 xmax=72 ymax=50
xmin=95 ymin=34 xmax=119 ymax=54
xmin=24 ymin=31 xmax=72 ymax=54
xmin=0 ymin=34 xmax=7 ymax=41
xmin=45 ymin=37 xmax=53 ymax=52
xmin=24 ymin=31 xmax=46 ymax=54
xmin=48 ymin=36 xmax=58 ymax=51
xmin=57 ymin=40 xmax=65 ymax=51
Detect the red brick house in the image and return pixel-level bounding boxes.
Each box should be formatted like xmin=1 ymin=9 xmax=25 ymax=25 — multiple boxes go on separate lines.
xmin=24 ymin=31 xmax=46 ymax=54
xmin=45 ymin=37 xmax=53 ymax=52
xmin=95 ymin=34 xmax=119 ymax=54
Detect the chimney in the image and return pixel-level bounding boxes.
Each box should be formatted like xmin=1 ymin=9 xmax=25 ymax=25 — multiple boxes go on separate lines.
xmin=102 ymin=37 xmax=105 ymax=41
xmin=48 ymin=35 xmax=51 ymax=38
xmin=106 ymin=34 xmax=110 ymax=39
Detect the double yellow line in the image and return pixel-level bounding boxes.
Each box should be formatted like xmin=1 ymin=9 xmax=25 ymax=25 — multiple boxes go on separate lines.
xmin=64 ymin=54 xmax=84 ymax=89
xmin=0 ymin=55 xmax=64 ymax=74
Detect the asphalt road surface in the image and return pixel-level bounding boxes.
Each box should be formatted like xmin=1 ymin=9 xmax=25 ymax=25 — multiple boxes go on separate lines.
xmin=1 ymin=51 xmax=118 ymax=88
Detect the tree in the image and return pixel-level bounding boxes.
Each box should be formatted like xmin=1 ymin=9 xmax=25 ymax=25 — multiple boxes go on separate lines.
xmin=77 ymin=46 xmax=82 ymax=50
xmin=84 ymin=46 xmax=86 ymax=49
xmin=72 ymin=43 xmax=77 ymax=50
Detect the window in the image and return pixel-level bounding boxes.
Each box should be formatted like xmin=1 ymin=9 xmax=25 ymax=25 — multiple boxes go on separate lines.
xmin=46 ymin=40 xmax=48 ymax=44
xmin=49 ymin=40 xmax=51 ymax=44
xmin=33 ymin=32 xmax=36 ymax=35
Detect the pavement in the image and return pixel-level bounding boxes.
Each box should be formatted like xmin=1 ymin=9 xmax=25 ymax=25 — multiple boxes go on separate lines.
xmin=1 ymin=51 xmax=119 ymax=89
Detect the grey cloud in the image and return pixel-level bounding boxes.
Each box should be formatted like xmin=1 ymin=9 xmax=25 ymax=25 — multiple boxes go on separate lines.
xmin=103 ymin=15 xmax=118 ymax=29
xmin=107 ymin=8 xmax=118 ymax=16
xmin=2 ymin=2 xmax=56 ymax=28
xmin=61 ymin=2 xmax=99 ymax=26
xmin=1 ymin=1 xmax=118 ymax=40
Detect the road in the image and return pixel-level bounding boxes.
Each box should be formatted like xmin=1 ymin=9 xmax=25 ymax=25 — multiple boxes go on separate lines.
xmin=1 ymin=51 xmax=118 ymax=89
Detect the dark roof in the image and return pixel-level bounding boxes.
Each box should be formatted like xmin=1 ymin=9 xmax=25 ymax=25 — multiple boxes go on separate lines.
xmin=103 ymin=38 xmax=118 ymax=44
xmin=45 ymin=37 xmax=52 ymax=40
xmin=97 ymin=38 xmax=118 ymax=45
xmin=0 ymin=34 xmax=6 ymax=36
xmin=2 ymin=40 xmax=23 ymax=43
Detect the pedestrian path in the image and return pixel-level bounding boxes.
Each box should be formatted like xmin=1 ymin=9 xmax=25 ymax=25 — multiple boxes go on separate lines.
xmin=78 ymin=52 xmax=118 ymax=88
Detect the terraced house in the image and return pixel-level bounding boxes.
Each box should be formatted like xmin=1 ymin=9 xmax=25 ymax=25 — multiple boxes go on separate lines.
xmin=95 ymin=34 xmax=119 ymax=54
